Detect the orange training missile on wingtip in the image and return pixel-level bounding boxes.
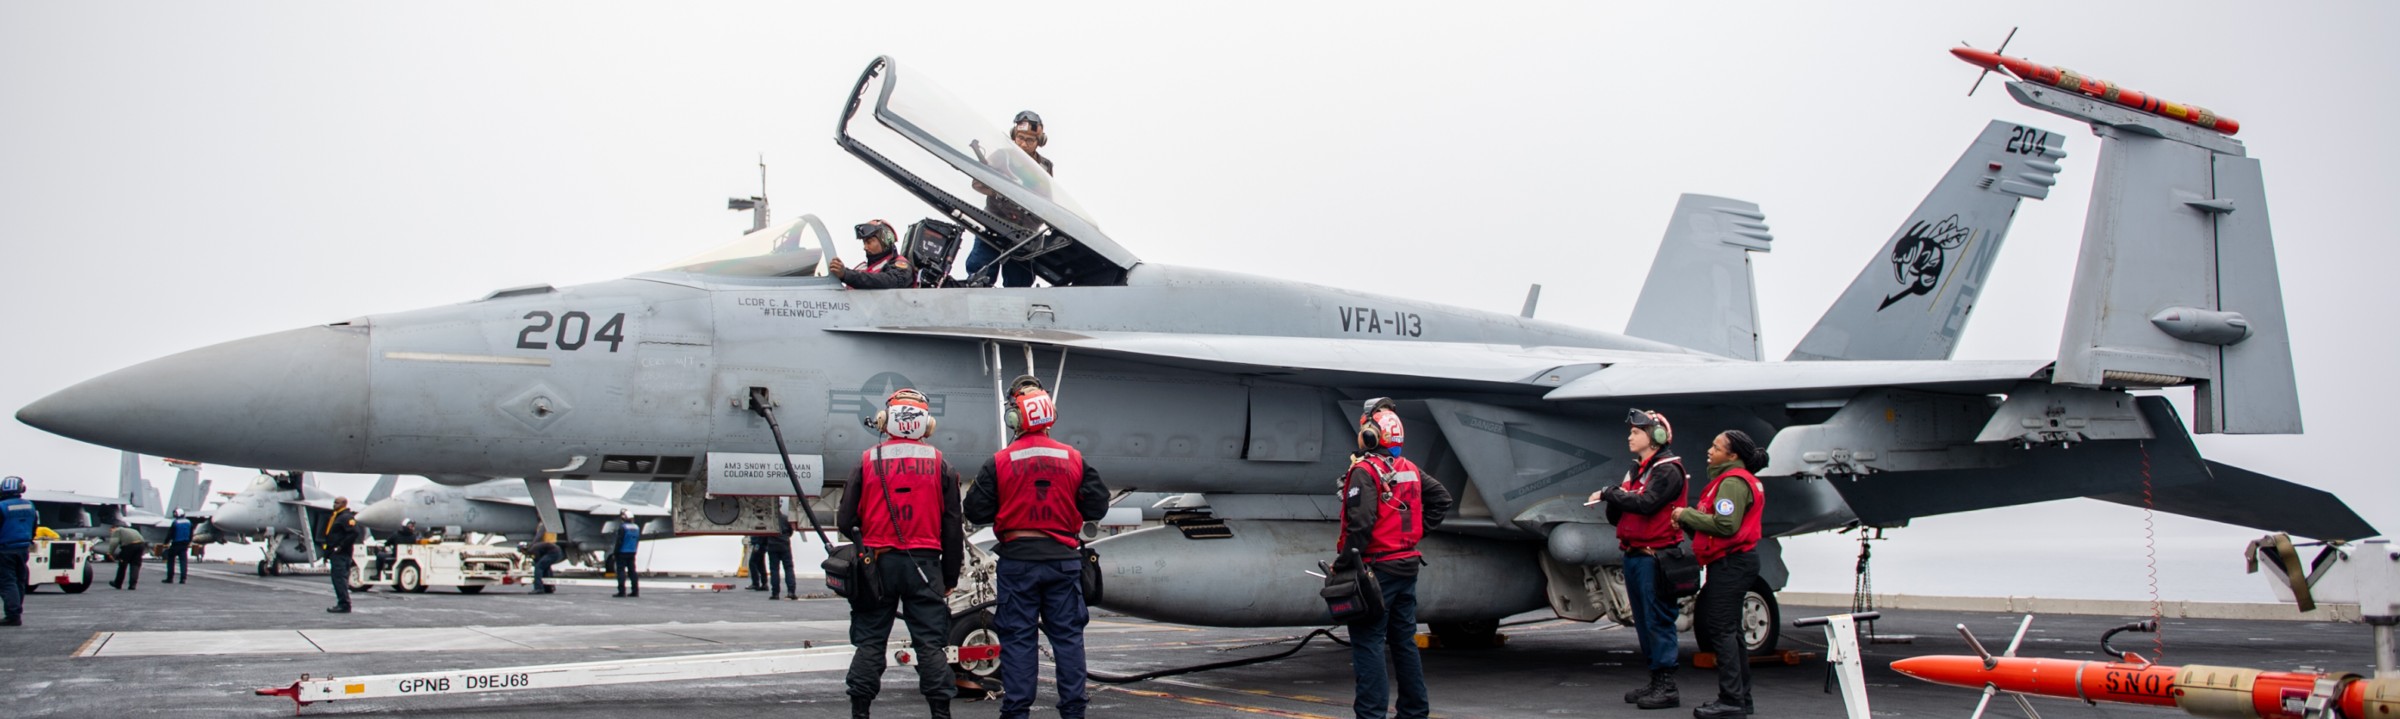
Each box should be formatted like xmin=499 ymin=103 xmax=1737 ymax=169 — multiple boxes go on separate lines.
xmin=1891 ymin=654 xmax=2397 ymax=719
xmin=1950 ymin=47 xmax=2240 ymax=135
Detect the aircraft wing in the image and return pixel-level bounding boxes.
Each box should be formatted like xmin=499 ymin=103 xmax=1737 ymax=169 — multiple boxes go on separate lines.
xmin=832 ymin=326 xmax=2048 ymax=404
xmin=829 ymin=326 xmax=1708 ymax=389
xmin=1542 ymin=359 xmax=2055 ymax=403
xmin=472 ymin=494 xmax=670 ymax=518
xmin=24 ymin=489 xmax=128 ymax=507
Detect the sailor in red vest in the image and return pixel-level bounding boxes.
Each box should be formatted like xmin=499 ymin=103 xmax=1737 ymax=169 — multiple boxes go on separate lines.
xmin=1673 ymin=430 xmax=1770 ymax=719
xmin=1337 ymin=398 xmax=1454 ymax=719
xmin=964 ymin=376 xmax=1109 ymax=719
xmin=836 ymin=388 xmax=966 ymax=719
xmin=828 ymin=219 xmax=915 ymax=289
xmin=1588 ymin=408 xmax=1690 ymax=710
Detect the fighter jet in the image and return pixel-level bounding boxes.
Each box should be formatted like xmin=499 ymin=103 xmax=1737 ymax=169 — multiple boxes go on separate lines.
xmin=17 ymin=56 xmax=2374 ymax=655
xmin=209 ymin=471 xmax=396 ymax=575
xmin=356 ymin=478 xmax=670 ymax=562
xmin=24 ymin=452 xmax=214 ymax=547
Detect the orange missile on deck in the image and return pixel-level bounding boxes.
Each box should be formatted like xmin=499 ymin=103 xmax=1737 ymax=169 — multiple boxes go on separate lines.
xmin=1892 ymin=653 xmax=2398 ymax=719
xmin=1951 ymin=47 xmax=2240 ymax=135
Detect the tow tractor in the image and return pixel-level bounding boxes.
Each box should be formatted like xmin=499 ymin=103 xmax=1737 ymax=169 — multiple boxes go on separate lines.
xmin=351 ymin=542 xmax=524 ymax=594
xmin=28 ymin=538 xmax=95 ymax=593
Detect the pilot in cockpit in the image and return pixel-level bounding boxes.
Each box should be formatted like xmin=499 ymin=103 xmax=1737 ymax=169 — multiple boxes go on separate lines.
xmin=963 ymin=110 xmax=1052 ymax=288
xmin=827 ymin=219 xmax=916 ymax=290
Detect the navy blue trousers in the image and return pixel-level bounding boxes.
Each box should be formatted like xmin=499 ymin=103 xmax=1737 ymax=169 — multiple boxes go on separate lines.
xmin=995 ymin=557 xmax=1086 ymax=719
xmin=1348 ymin=570 xmax=1429 ymax=719
xmin=1623 ymin=554 xmax=1681 ymax=671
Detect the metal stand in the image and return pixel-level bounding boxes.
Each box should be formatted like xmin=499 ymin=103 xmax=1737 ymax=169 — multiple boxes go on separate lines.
xmin=1795 ymin=611 xmax=1878 ymax=719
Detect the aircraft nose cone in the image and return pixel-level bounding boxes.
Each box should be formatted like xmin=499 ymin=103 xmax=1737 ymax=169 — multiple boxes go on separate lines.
xmin=18 ymin=325 xmax=371 ymax=471
xmin=355 ymin=497 xmax=405 ymax=532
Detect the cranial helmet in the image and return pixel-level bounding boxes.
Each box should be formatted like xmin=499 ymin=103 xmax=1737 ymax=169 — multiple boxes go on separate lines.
xmin=1627 ymin=408 xmax=1673 ymax=447
xmin=1357 ymin=398 xmax=1404 ymax=450
xmin=619 ymin=508 xmax=633 ymax=519
xmin=0 ymin=476 xmax=20 ymax=496
xmin=174 ymin=508 xmax=186 ymax=518
xmin=401 ymin=518 xmax=416 ymax=528
xmin=1004 ymin=375 xmax=1056 ymax=435
xmin=874 ymin=388 xmax=936 ymax=440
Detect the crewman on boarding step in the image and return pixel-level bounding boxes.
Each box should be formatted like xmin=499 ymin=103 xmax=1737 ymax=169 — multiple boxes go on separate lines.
xmin=965 ymin=376 xmax=1109 ymax=719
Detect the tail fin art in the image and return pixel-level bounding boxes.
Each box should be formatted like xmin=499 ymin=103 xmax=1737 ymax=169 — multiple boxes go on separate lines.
xmin=1624 ymin=195 xmax=1773 ymax=360
xmin=1788 ymin=120 xmax=2066 ymax=361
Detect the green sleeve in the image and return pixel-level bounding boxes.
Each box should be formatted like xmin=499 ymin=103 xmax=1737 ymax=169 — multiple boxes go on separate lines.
xmin=1674 ymin=476 xmax=1751 ymax=538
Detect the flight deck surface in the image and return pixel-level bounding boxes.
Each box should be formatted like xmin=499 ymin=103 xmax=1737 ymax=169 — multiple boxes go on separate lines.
xmin=0 ymin=560 xmax=2371 ymax=718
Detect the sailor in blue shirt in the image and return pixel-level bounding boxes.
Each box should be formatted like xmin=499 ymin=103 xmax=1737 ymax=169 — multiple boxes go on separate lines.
xmin=609 ymin=509 xmax=640 ymax=598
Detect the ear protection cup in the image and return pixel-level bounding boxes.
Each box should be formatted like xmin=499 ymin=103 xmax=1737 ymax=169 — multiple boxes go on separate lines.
xmin=1647 ymin=411 xmax=1672 ymax=446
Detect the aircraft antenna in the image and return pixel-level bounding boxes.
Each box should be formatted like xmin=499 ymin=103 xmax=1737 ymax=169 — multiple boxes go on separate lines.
xmin=1963 ymin=27 xmax=2019 ymax=97
xmin=757 ymin=153 xmax=770 ymax=231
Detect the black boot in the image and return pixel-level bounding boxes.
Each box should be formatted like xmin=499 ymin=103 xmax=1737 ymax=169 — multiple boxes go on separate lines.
xmin=927 ymin=697 xmax=951 ymax=719
xmin=1625 ymin=670 xmax=1662 ymax=703
xmin=1636 ymin=670 xmax=1679 ymax=710
xmin=1692 ymin=699 xmax=1749 ymax=719
xmin=849 ymin=697 xmax=872 ymax=719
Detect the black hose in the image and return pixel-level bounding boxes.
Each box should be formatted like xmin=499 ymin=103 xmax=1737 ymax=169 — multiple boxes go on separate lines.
xmin=2100 ymin=619 xmax=2158 ymax=660
xmin=747 ymin=390 xmax=837 ymax=549
xmin=1087 ymin=627 xmax=1348 ymax=684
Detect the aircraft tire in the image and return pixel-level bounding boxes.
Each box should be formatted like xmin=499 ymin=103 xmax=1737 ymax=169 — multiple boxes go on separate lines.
xmin=1740 ymin=582 xmax=1780 ymax=656
xmin=947 ymin=609 xmax=1002 ymax=688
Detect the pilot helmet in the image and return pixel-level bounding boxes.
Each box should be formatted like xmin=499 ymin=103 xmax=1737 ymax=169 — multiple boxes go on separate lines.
xmin=1012 ymin=110 xmax=1046 ymax=147
xmin=853 ymin=220 xmax=895 ymax=245
xmin=0 ymin=475 xmax=22 ymax=496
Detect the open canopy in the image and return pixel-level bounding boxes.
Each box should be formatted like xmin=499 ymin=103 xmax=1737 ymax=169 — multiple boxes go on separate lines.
xmin=838 ymin=56 xmax=1139 ymax=286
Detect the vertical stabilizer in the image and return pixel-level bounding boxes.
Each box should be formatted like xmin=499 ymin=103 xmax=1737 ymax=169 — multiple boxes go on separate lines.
xmin=2007 ymin=81 xmax=2301 ymax=434
xmin=166 ymin=461 xmax=203 ymax=515
xmin=1624 ymin=194 xmax=1773 ymax=360
xmin=118 ymin=451 xmax=143 ymax=506
xmin=364 ymin=474 xmax=398 ymax=505
xmin=1789 ymin=120 xmax=2065 ymax=361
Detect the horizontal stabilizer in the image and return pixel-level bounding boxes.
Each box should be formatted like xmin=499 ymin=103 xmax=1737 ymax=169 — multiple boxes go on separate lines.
xmin=619 ymin=481 xmax=670 ymax=507
xmin=1625 ymin=194 xmax=1771 ymax=360
xmin=2091 ymin=461 xmax=2377 ymax=542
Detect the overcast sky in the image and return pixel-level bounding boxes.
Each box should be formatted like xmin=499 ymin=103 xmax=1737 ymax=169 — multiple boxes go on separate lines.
xmin=5 ymin=2 xmax=2392 ymax=601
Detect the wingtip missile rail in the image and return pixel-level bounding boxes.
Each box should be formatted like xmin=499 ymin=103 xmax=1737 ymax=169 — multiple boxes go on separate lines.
xmin=1950 ymin=47 xmax=2240 ymax=135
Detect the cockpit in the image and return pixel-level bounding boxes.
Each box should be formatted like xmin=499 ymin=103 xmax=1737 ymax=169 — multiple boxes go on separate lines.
xmin=653 ymin=56 xmax=1139 ymax=287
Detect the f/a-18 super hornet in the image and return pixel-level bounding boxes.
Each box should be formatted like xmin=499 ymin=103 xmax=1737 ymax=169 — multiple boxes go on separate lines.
xmin=26 ymin=452 xmax=215 ymax=548
xmin=210 ymin=471 xmax=395 ymax=575
xmin=357 ymin=478 xmax=671 ymax=562
xmin=18 ymin=55 xmax=2372 ymax=655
